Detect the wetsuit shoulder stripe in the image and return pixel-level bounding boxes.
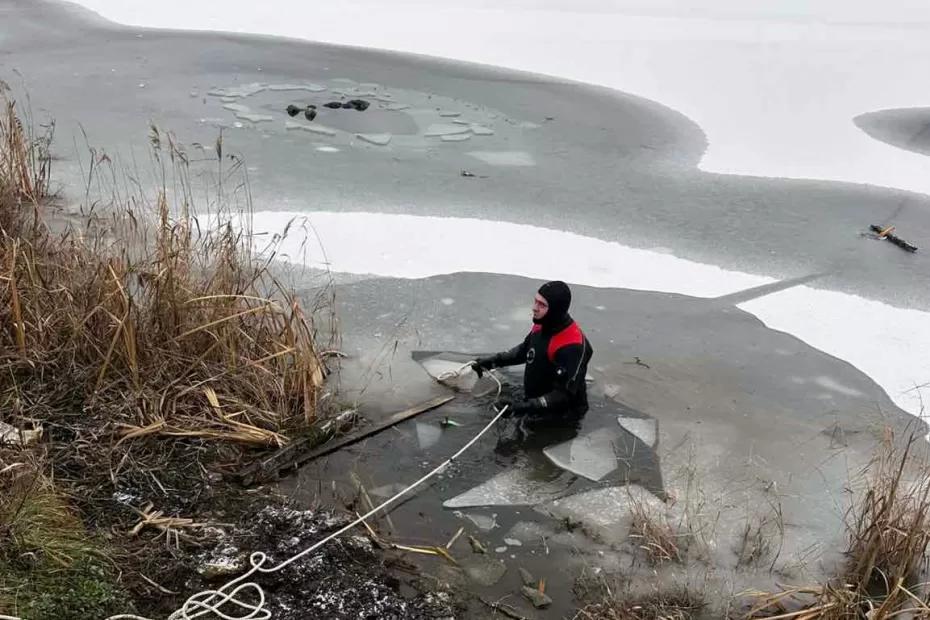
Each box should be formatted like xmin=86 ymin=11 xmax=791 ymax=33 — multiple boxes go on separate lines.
xmin=547 ymin=322 xmax=584 ymax=361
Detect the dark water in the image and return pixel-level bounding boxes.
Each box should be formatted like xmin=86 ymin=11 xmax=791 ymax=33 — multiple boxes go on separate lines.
xmin=279 ymin=351 xmax=663 ymax=618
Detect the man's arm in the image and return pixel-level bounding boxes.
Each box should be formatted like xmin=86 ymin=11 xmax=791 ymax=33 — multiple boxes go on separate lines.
xmin=492 ymin=335 xmax=530 ymax=368
xmin=473 ymin=334 xmax=530 ymax=374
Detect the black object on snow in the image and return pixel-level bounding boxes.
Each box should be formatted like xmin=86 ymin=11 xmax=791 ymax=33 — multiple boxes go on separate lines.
xmin=869 ymin=224 xmax=918 ymax=253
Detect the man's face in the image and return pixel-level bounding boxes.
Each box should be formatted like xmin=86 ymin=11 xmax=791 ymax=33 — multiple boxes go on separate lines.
xmin=532 ymin=293 xmax=549 ymax=321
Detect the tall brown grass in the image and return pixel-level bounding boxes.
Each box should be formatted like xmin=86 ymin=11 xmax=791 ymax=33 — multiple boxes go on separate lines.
xmin=1 ymin=90 xmax=331 ymax=452
xmin=745 ymin=431 xmax=930 ymax=619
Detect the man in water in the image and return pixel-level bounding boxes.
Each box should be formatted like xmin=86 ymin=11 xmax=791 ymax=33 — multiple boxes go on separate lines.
xmin=472 ymin=280 xmax=594 ymax=428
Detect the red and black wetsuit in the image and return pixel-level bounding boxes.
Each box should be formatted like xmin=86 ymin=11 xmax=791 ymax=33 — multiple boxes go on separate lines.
xmin=492 ymin=314 xmax=594 ymax=418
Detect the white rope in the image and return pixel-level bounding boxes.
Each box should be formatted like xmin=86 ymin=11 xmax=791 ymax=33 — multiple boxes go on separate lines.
xmin=107 ymin=363 xmax=503 ymax=620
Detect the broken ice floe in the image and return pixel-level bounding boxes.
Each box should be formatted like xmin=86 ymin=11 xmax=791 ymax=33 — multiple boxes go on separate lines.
xmin=543 ymin=427 xmax=622 ymax=482
xmin=236 ymin=113 xmax=274 ymax=123
xmin=369 ymin=483 xmax=409 ymax=498
xmin=617 ymin=417 xmax=658 ymax=448
xmin=267 ymin=83 xmax=327 ymax=93
xmin=386 ymin=103 xmax=410 ymax=111
xmin=209 ymin=83 xmax=267 ymax=98
xmin=453 ymin=511 xmax=498 ymax=531
xmin=441 ymin=134 xmax=471 ymax=143
xmin=467 ymin=151 xmax=535 ymax=166
xmin=443 ymin=467 xmax=570 ymax=508
xmin=538 ymin=485 xmax=665 ymax=542
xmin=415 ymin=422 xmax=442 ymax=450
xmin=356 ymin=133 xmax=392 ymax=146
xmin=222 ymin=103 xmax=252 ymax=113
xmin=413 ymin=352 xmax=479 ymax=393
xmin=285 ymin=121 xmax=337 ymax=136
xmin=461 ymin=556 xmax=507 ymax=586
xmin=425 ymin=123 xmax=471 ymax=137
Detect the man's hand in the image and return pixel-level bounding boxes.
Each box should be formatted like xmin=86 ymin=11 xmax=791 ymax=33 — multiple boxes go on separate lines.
xmin=470 ymin=357 xmax=495 ymax=378
xmin=495 ymin=397 xmax=537 ymax=416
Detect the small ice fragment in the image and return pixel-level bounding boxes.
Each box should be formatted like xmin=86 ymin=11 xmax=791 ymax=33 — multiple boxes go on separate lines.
xmin=285 ymin=121 xmax=337 ymax=136
xmin=467 ymin=151 xmax=535 ymax=166
xmin=543 ymin=427 xmax=621 ymax=482
xmin=267 ymin=83 xmax=326 ymax=92
xmin=236 ymin=112 xmax=274 ymax=123
xmin=356 ymin=133 xmax=392 ymax=146
xmin=617 ymin=417 xmax=658 ymax=447
xmin=223 ymin=103 xmax=251 ymax=113
xmin=425 ymin=123 xmax=470 ymax=137
xmin=415 ymin=422 xmax=441 ymax=450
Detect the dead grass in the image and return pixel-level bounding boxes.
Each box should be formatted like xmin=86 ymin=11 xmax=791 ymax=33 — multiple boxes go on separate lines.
xmin=573 ymin=578 xmax=703 ymax=620
xmin=0 ymin=86 xmax=337 ymax=617
xmin=1 ymin=92 xmax=332 ymax=455
xmin=0 ymin=458 xmax=94 ymax=569
xmin=629 ymin=493 xmax=685 ymax=565
xmin=743 ymin=430 xmax=930 ymax=619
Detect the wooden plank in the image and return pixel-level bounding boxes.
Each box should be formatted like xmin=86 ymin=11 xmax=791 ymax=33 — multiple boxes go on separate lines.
xmin=236 ymin=395 xmax=455 ymax=485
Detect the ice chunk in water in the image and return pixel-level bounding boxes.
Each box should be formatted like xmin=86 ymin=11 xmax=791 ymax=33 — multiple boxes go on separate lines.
xmin=453 ymin=511 xmax=498 ymax=531
xmin=356 ymin=133 xmax=392 ymax=146
xmin=414 ymin=353 xmax=478 ymax=392
xmin=538 ymin=485 xmax=664 ymax=543
xmin=440 ymin=110 xmax=462 ymax=117
xmin=213 ymin=83 xmax=266 ymax=98
xmin=425 ymin=124 xmax=471 ymax=137
xmin=285 ymin=121 xmax=337 ymax=136
xmin=267 ymin=83 xmax=326 ymax=92
xmin=415 ymin=422 xmax=441 ymax=450
xmin=222 ymin=103 xmax=251 ymax=113
xmin=441 ymin=134 xmax=471 ymax=142
xmin=617 ymin=417 xmax=657 ymax=447
xmin=369 ymin=483 xmax=408 ymax=498
xmin=470 ymin=124 xmax=495 ymax=136
xmin=543 ymin=427 xmax=620 ymax=482
xmin=236 ymin=112 xmax=274 ymax=123
xmin=462 ymin=556 xmax=507 ymax=586
xmin=467 ymin=151 xmax=535 ymax=166
xmin=386 ymin=103 xmax=410 ymax=111
xmin=443 ymin=467 xmax=570 ymax=508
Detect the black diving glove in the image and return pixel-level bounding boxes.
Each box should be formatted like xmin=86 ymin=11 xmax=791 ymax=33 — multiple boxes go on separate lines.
xmin=471 ymin=356 xmax=496 ymax=378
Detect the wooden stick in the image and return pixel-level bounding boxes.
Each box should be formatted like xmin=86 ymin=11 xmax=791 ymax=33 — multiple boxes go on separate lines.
xmin=236 ymin=395 xmax=455 ymax=485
